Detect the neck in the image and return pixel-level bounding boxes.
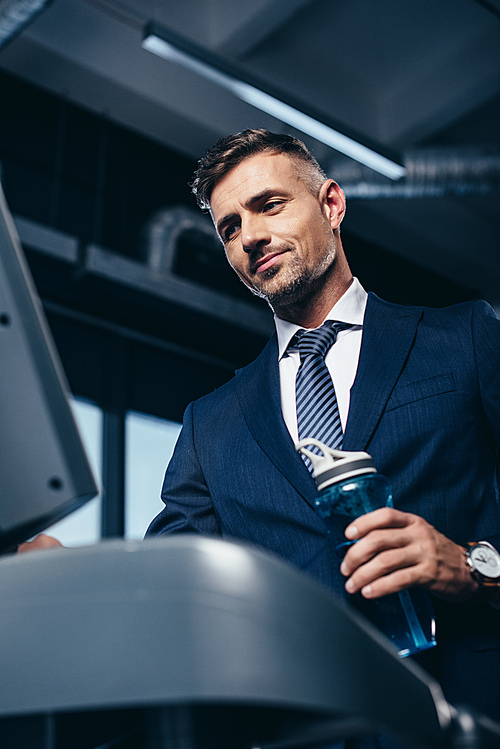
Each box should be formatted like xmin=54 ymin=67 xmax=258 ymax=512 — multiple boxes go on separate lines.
xmin=275 ymin=274 xmax=354 ymax=328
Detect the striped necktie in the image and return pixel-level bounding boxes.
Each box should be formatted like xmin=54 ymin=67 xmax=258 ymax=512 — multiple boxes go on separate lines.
xmin=294 ymin=321 xmax=350 ymax=469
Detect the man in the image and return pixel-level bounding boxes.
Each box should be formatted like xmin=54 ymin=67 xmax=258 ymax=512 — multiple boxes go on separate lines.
xmin=147 ymin=129 xmax=500 ymax=727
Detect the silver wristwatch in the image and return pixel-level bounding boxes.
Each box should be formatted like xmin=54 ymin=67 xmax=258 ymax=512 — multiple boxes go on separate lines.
xmin=465 ymin=541 xmax=500 ymax=587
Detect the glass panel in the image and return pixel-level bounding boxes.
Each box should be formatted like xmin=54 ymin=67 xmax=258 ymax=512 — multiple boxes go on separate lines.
xmin=125 ymin=411 xmax=182 ymax=540
xmin=46 ymin=397 xmax=102 ymax=546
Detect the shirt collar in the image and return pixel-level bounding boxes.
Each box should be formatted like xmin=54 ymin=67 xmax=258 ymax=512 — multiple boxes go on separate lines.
xmin=275 ymin=277 xmax=368 ymax=360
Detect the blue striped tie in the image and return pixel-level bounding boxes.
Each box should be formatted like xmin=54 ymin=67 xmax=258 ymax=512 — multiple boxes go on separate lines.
xmin=294 ymin=321 xmax=350 ymax=470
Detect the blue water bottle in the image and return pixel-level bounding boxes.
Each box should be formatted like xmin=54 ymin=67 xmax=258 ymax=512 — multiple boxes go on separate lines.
xmin=296 ymin=438 xmax=437 ymax=657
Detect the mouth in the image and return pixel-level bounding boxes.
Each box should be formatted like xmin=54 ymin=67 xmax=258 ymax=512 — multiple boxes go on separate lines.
xmin=252 ymin=250 xmax=287 ymax=274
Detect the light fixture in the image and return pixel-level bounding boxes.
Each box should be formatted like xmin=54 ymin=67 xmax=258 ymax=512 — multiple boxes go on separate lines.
xmin=142 ymin=22 xmax=406 ymax=181
xmin=0 ymin=0 xmax=53 ymax=50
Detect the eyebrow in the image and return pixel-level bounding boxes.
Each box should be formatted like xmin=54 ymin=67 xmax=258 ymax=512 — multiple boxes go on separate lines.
xmin=216 ymin=188 xmax=286 ymax=238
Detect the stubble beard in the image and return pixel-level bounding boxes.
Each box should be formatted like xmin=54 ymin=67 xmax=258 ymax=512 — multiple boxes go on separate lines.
xmin=246 ymin=245 xmax=338 ymax=309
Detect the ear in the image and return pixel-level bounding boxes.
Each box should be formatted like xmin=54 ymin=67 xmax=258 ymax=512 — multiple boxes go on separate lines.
xmin=319 ymin=180 xmax=346 ymax=230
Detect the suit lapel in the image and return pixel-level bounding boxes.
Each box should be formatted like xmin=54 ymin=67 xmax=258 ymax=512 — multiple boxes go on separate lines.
xmin=235 ymin=335 xmax=318 ymax=505
xmin=343 ymin=293 xmax=422 ymax=451
xmin=235 ymin=294 xmax=422 ymax=498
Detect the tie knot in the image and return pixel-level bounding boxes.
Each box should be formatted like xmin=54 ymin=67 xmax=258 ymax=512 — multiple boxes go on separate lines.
xmin=296 ymin=321 xmax=347 ymax=360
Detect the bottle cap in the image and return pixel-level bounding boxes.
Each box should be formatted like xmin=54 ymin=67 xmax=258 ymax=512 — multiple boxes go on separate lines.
xmin=296 ymin=438 xmax=376 ymax=491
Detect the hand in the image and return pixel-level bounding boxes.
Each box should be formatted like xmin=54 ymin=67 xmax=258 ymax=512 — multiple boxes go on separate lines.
xmin=17 ymin=534 xmax=64 ymax=553
xmin=339 ymin=507 xmax=479 ymax=603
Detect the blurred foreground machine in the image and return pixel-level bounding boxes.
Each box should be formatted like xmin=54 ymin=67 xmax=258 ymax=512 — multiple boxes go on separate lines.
xmin=0 ymin=536 xmax=499 ymax=749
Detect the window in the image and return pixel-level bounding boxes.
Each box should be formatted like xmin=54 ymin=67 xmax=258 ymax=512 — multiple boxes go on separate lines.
xmin=125 ymin=411 xmax=182 ymax=540
xmin=41 ymin=401 xmax=182 ymax=545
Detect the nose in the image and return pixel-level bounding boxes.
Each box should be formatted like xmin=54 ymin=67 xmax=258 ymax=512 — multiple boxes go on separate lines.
xmin=241 ymin=214 xmax=271 ymax=254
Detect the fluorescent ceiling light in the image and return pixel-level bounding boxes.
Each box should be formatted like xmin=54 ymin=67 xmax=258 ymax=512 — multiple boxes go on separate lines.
xmin=0 ymin=0 xmax=53 ymax=49
xmin=142 ymin=23 xmax=406 ymax=181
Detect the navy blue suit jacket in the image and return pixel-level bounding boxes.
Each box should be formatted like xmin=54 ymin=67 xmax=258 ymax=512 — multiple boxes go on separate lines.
xmin=148 ymin=293 xmax=500 ymax=720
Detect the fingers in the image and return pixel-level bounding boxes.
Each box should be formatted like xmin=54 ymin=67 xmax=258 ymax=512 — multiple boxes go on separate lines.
xmin=341 ymin=508 xmax=427 ymax=596
xmin=345 ymin=506 xmax=412 ymax=541
xmin=342 ymin=527 xmax=414 ymax=573
xmin=17 ymin=534 xmax=63 ymax=553
xmin=349 ymin=566 xmax=418 ymax=600
xmin=341 ymin=540 xmax=423 ymax=597
xmin=340 ymin=509 xmax=480 ymax=602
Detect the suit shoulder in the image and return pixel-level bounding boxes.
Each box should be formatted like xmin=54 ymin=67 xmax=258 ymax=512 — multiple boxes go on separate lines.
xmin=368 ymin=291 xmax=497 ymax=323
xmin=190 ymin=371 xmax=238 ymax=416
xmin=190 ymin=333 xmax=277 ymax=416
xmin=419 ymin=299 xmax=499 ymax=335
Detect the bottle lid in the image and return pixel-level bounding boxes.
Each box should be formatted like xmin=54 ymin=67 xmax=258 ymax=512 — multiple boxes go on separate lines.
xmin=296 ymin=438 xmax=376 ymax=490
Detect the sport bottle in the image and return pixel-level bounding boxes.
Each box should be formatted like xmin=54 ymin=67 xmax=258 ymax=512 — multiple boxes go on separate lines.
xmin=297 ymin=438 xmax=437 ymax=657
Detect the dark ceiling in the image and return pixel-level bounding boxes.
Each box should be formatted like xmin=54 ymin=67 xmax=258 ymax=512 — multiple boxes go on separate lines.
xmin=0 ymin=0 xmax=499 ymax=312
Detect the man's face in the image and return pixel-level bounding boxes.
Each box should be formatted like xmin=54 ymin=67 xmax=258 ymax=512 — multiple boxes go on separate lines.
xmin=209 ymin=152 xmax=344 ymax=310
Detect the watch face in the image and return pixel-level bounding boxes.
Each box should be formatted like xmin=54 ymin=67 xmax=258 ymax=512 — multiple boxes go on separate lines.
xmin=470 ymin=544 xmax=500 ymax=579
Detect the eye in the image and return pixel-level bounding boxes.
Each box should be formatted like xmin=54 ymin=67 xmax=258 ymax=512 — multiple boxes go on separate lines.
xmin=263 ymin=200 xmax=283 ymax=212
xmin=223 ymin=222 xmax=240 ymax=242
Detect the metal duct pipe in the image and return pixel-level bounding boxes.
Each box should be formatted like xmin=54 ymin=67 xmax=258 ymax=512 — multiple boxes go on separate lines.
xmin=0 ymin=0 xmax=53 ymax=50
xmin=330 ymin=147 xmax=500 ymax=199
xmin=141 ymin=205 xmax=218 ymax=275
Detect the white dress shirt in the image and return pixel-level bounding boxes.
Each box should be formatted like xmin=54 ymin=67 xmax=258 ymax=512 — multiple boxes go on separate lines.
xmin=275 ymin=278 xmax=368 ymax=443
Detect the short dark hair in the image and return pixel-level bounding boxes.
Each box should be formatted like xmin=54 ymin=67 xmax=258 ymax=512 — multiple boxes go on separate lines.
xmin=191 ymin=129 xmax=327 ymax=210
